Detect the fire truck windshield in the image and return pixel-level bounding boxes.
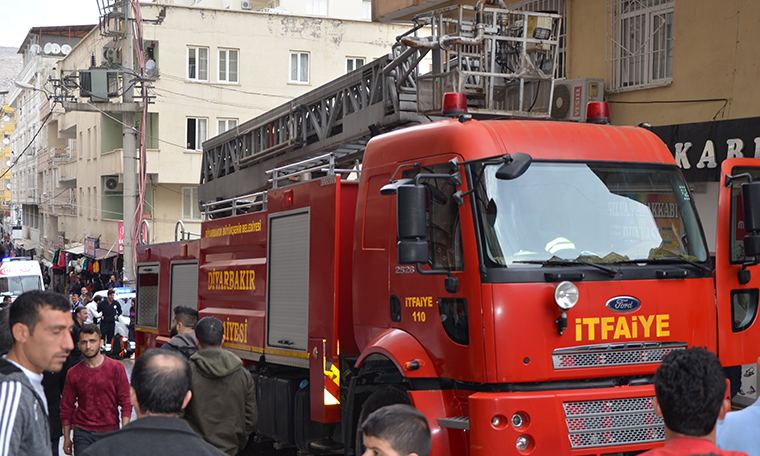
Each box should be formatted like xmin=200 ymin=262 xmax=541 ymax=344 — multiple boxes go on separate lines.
xmin=472 ymin=161 xmax=708 ymax=267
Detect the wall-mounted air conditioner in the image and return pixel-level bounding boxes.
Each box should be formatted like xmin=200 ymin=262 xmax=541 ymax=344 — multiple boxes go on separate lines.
xmin=551 ymin=78 xmax=605 ymax=122
xmin=104 ymin=176 xmax=123 ymax=195
xmin=241 ymin=1 xmax=253 ymax=9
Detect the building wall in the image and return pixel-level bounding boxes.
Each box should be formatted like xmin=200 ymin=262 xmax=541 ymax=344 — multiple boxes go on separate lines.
xmin=566 ymin=0 xmax=760 ymax=251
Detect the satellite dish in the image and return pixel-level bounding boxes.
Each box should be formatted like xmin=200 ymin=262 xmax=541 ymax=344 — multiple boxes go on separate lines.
xmin=61 ymin=44 xmax=72 ymax=55
xmin=2 ymin=138 xmax=8 ymax=146
xmin=29 ymin=44 xmax=41 ymax=54
xmin=2 ymin=115 xmax=8 ymax=122
xmin=5 ymin=185 xmax=9 ymax=191
xmin=5 ymin=161 xmax=10 ymax=167
xmin=43 ymin=43 xmax=53 ymax=54
xmin=51 ymin=43 xmax=61 ymax=54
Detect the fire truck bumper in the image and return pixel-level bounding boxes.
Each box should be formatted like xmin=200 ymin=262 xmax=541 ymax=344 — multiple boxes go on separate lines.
xmin=466 ymin=384 xmax=663 ymax=456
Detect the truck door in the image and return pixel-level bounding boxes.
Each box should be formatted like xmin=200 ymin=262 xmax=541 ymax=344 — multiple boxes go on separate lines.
xmin=390 ymin=158 xmax=485 ymax=383
xmin=716 ymin=158 xmax=760 ymax=366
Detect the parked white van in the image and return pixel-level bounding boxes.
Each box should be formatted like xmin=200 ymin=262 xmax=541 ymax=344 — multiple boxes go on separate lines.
xmin=0 ymin=258 xmax=44 ymax=300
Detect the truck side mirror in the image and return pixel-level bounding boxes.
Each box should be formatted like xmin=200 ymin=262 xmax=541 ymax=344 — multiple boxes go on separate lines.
xmin=743 ymin=182 xmax=760 ymax=232
xmin=495 ymin=152 xmax=532 ymax=180
xmin=397 ymin=185 xmax=429 ymax=264
xmin=743 ymin=182 xmax=760 ymax=257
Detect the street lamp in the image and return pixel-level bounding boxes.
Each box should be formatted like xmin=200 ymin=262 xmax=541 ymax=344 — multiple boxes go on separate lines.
xmin=13 ymin=80 xmax=52 ymax=98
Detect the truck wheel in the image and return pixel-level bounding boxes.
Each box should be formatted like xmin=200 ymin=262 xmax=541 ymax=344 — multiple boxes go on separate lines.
xmin=354 ymin=385 xmax=410 ymax=455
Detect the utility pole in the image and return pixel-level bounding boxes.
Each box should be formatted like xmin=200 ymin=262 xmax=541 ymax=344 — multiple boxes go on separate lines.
xmin=122 ymin=0 xmax=136 ymax=285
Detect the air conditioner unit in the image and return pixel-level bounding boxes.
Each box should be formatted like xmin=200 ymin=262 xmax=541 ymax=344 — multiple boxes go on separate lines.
xmin=104 ymin=176 xmax=123 ymax=194
xmin=551 ymin=78 xmax=604 ymax=122
xmin=241 ymin=1 xmax=253 ymax=9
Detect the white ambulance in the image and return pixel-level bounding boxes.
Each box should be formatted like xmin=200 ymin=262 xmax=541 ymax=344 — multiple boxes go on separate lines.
xmin=0 ymin=258 xmax=45 ymax=300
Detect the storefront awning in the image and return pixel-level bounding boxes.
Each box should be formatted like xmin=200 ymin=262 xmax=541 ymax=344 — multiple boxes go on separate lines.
xmin=64 ymin=245 xmax=85 ymax=256
xmin=64 ymin=245 xmax=119 ymax=261
xmin=15 ymin=240 xmax=39 ymax=251
xmin=92 ymin=248 xmax=119 ymax=261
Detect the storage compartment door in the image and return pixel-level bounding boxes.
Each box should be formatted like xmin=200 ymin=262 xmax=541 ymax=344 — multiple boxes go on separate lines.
xmin=267 ymin=210 xmax=310 ymax=352
xmin=169 ymin=261 xmax=199 ymax=331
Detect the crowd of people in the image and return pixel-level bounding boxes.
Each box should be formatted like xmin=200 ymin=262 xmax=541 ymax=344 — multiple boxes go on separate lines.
xmin=0 ymin=290 xmax=758 ymax=456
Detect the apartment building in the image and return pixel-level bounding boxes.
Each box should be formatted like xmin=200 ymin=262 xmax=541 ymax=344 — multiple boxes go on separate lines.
xmin=47 ymin=0 xmax=407 ymax=272
xmin=8 ymin=26 xmax=91 ymax=259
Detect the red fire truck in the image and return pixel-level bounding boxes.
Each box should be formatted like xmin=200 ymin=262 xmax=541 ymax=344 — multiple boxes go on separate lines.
xmin=135 ymin=5 xmax=760 ymax=455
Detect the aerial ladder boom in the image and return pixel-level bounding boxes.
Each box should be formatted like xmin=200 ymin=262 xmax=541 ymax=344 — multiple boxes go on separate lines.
xmin=199 ymin=4 xmax=562 ymax=212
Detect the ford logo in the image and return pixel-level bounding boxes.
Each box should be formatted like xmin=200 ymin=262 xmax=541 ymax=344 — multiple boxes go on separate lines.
xmin=606 ymin=296 xmax=641 ymax=313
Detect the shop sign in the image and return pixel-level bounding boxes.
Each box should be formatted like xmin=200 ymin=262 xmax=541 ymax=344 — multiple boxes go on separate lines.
xmin=84 ymin=236 xmax=99 ymax=258
xmin=651 ymin=116 xmax=760 ymax=182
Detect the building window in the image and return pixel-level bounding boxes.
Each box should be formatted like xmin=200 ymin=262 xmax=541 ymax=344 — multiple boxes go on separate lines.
xmin=607 ymin=0 xmax=674 ymax=92
xmin=217 ymin=118 xmax=238 ymax=135
xmin=306 ymin=0 xmax=327 ymax=15
xmin=218 ymin=49 xmax=239 ymax=83
xmin=508 ymin=0 xmax=566 ymax=79
xmin=182 ymin=187 xmax=201 ymax=220
xmin=186 ymin=117 xmax=208 ymax=151
xmin=289 ymin=52 xmax=309 ymax=83
xmin=187 ymin=46 xmax=209 ymax=81
xmin=346 ymin=57 xmax=365 ymax=73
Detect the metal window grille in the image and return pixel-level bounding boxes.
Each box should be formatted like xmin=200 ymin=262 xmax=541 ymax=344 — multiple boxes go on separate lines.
xmin=606 ymin=0 xmax=674 ymax=92
xmin=508 ymin=0 xmax=567 ymax=78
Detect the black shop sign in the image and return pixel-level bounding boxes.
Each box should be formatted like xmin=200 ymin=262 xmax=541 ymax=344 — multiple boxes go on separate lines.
xmin=650 ymin=116 xmax=760 ymax=182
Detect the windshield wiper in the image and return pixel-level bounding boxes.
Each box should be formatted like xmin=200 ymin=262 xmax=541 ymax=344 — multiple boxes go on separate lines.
xmin=616 ymin=257 xmax=711 ymax=274
xmin=513 ymin=259 xmax=618 ymax=277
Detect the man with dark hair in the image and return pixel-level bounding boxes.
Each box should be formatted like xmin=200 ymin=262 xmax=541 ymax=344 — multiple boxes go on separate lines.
xmin=68 ymin=306 xmax=89 ymax=366
xmin=360 ymin=404 xmax=432 ymax=456
xmin=0 ymin=291 xmax=74 ymax=456
xmin=80 ymin=350 xmax=226 ymax=456
xmin=639 ymin=347 xmax=745 ymax=456
xmin=183 ymin=316 xmax=256 ymax=455
xmin=97 ymin=288 xmax=121 ymax=343
xmin=162 ymin=305 xmax=199 ymax=358
xmin=86 ymin=294 xmax=102 ymax=325
xmin=1 ymin=295 xmax=11 ymax=308
xmin=61 ymin=324 xmax=132 ymax=455
xmin=105 ymin=274 xmax=122 ymax=290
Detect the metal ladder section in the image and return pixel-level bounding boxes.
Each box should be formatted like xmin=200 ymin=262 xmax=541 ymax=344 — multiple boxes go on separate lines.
xmin=201 ymin=152 xmax=358 ymax=220
xmin=198 ymin=4 xmax=562 ymax=208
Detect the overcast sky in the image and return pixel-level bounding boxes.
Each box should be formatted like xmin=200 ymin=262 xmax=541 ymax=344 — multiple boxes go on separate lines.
xmin=0 ymin=0 xmax=101 ymax=47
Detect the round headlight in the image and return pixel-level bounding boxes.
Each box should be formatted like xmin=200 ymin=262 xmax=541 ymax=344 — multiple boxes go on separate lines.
xmin=554 ymin=281 xmax=579 ymax=310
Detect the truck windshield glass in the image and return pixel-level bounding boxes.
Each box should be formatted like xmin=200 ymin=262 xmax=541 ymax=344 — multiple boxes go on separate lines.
xmin=0 ymin=275 xmax=43 ymax=295
xmin=473 ymin=162 xmax=707 ymax=266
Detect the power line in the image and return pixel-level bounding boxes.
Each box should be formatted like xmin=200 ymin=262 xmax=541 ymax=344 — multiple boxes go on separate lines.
xmin=0 ymin=110 xmax=53 ymax=180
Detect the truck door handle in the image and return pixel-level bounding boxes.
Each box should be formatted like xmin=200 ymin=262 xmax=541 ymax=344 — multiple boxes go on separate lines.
xmin=277 ymin=339 xmax=294 ymax=346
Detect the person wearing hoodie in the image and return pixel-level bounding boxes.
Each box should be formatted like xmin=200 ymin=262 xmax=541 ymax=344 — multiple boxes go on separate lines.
xmin=0 ymin=291 xmax=74 ymax=456
xmin=183 ymin=317 xmax=257 ymax=456
xmin=162 ymin=306 xmax=199 ymax=358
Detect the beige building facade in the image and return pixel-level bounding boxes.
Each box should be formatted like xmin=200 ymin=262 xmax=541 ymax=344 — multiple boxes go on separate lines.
xmin=51 ymin=1 xmax=408 ymax=263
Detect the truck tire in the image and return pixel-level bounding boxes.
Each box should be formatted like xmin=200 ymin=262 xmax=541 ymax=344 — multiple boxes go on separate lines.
xmin=354 ymin=384 xmax=410 ymax=455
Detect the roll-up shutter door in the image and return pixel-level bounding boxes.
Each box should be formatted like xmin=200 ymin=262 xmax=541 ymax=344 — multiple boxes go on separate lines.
xmin=170 ymin=262 xmax=199 ymax=330
xmin=267 ymin=211 xmax=309 ymax=351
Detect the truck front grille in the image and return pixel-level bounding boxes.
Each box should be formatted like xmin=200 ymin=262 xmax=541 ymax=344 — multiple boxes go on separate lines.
xmin=563 ymin=397 xmax=664 ymax=449
xmin=552 ymin=342 xmax=687 ymax=369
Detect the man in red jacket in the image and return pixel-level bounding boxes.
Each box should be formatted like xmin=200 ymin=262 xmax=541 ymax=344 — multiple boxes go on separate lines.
xmin=61 ymin=324 xmax=132 ymax=455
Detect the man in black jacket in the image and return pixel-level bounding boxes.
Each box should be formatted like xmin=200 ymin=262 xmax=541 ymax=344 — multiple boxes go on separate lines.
xmin=80 ymin=349 xmax=225 ymax=456
xmin=97 ymin=289 xmax=121 ymax=343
